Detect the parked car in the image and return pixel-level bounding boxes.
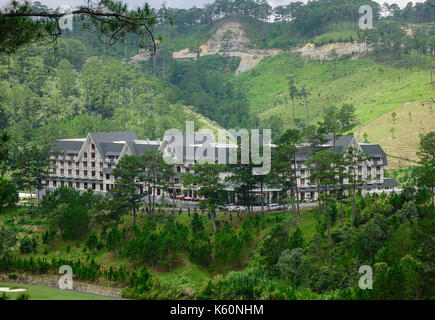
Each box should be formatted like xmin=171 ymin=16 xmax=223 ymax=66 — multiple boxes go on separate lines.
xmin=218 ymin=205 xmax=230 ymax=212
xmin=233 ymin=205 xmax=247 ymax=212
xmin=266 ymin=203 xmax=286 ymax=211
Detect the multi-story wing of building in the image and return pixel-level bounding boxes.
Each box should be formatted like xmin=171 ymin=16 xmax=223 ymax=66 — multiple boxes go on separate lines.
xmin=47 ymin=131 xmax=160 ymax=193
xmin=45 ymin=131 xmax=399 ymax=204
xmin=294 ymin=134 xmax=399 ymax=201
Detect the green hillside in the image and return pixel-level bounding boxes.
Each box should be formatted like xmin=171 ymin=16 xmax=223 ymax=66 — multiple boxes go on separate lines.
xmin=232 ymin=53 xmax=433 ymax=134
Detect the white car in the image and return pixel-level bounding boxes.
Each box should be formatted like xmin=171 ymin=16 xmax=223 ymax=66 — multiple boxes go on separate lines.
xmin=234 ymin=205 xmax=247 ymax=212
xmin=266 ymin=203 xmax=286 ymax=211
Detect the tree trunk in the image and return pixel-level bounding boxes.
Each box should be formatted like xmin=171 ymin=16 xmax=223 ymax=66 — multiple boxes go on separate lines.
xmin=291 ymin=97 xmax=295 ymax=122
xmin=29 ymin=187 xmax=34 ymax=214
xmin=261 ymin=181 xmax=264 ymax=215
xmin=172 ymin=189 xmax=175 ymax=215
xmin=37 ymin=187 xmax=40 ymax=208
xmin=305 ymin=97 xmax=310 ymax=126
xmin=326 ymin=201 xmax=331 ymax=247
xmin=351 ymin=183 xmax=356 ymax=229
xmin=133 ymin=208 xmax=136 ymax=226
xmin=212 ymin=210 xmax=216 ymax=233
xmin=293 ymin=154 xmax=300 ymax=216
xmin=340 ymin=199 xmax=344 ymax=228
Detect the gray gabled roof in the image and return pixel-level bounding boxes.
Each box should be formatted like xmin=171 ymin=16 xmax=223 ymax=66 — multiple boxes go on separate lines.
xmin=133 ymin=143 xmax=160 ymax=156
xmin=89 ymin=131 xmax=137 ymax=160
xmin=100 ymin=142 xmax=124 ymax=157
xmin=89 ymin=131 xmax=138 ymax=143
xmin=360 ymin=144 xmax=388 ymax=166
xmin=52 ymin=140 xmax=83 ymax=154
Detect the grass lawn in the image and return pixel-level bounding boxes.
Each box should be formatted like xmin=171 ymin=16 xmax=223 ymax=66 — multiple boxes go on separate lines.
xmin=0 ymin=283 xmax=114 ymax=300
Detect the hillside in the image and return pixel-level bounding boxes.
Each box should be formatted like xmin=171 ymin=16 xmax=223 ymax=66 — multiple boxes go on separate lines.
xmin=0 ymin=40 xmax=223 ymax=158
xmin=230 ymin=53 xmax=434 ymax=164
xmin=361 ymin=100 xmax=434 ymax=169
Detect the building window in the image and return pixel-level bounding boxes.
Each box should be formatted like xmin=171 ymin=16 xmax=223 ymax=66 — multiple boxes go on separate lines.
xmin=91 ymin=144 xmax=95 ymax=150
xmin=100 ymin=172 xmax=103 ymax=178
xmin=84 ymin=152 xmax=87 ymax=159
xmin=92 ymin=153 xmax=95 ymax=159
xmin=68 ymin=182 xmax=73 ymax=187
xmin=84 ymin=170 xmax=88 ymax=176
xmin=108 ymin=163 xmax=112 ymax=168
xmin=84 ymin=183 xmax=88 ymax=189
xmin=301 ymin=170 xmax=305 ymax=175
xmin=53 ymin=180 xmax=57 ymax=187
xmin=100 ymin=184 xmax=103 ymax=191
xmin=106 ymin=184 xmax=110 ymax=191
xmin=377 ymin=174 xmax=381 ymax=180
xmin=301 ymin=178 xmax=305 ymax=185
xmin=358 ymin=175 xmax=362 ymax=180
xmin=92 ymin=183 xmax=96 ymax=190
xmin=76 ymin=182 xmax=80 ymax=189
xmin=92 ymin=171 xmax=95 ymax=177
xmin=83 ymin=162 xmax=87 ymax=167
xmin=60 ymin=169 xmax=64 ymax=175
xmin=99 ymin=162 xmax=103 ymax=169
xmin=177 ymin=166 xmax=181 ymax=173
xmin=76 ymin=170 xmax=79 ymax=176
xmin=106 ymin=174 xmax=110 ymax=180
xmin=68 ymin=169 xmax=72 ymax=175
xmin=92 ymin=162 xmax=95 ymax=168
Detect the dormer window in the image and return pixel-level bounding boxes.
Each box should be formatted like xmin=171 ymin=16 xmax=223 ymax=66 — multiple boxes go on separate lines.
xmin=91 ymin=144 xmax=95 ymax=150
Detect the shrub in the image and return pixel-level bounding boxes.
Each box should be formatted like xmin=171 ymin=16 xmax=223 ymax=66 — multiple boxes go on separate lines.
xmin=20 ymin=237 xmax=33 ymax=254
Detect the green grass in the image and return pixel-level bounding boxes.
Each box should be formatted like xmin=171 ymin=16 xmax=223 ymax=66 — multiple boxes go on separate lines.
xmin=232 ymin=53 xmax=433 ymax=131
xmin=361 ymin=100 xmax=434 ymax=169
xmin=0 ymin=283 xmax=114 ymax=300
xmin=312 ymin=30 xmax=359 ymax=46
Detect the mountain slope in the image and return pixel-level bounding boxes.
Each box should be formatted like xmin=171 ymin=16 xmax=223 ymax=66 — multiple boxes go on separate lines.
xmin=232 ymin=52 xmax=432 ymax=124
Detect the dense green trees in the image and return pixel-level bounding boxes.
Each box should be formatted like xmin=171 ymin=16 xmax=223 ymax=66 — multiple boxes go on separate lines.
xmin=417 ymin=132 xmax=435 ymax=207
xmin=168 ymin=55 xmax=253 ymax=129
xmin=41 ymin=187 xmax=102 ymax=240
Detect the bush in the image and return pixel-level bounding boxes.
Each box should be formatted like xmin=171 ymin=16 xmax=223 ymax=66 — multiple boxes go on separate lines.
xmin=85 ymin=233 xmax=98 ymax=251
xmin=0 ymin=178 xmax=19 ymax=212
xmin=19 ymin=237 xmax=34 ymax=254
xmin=188 ymin=231 xmax=212 ymax=267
